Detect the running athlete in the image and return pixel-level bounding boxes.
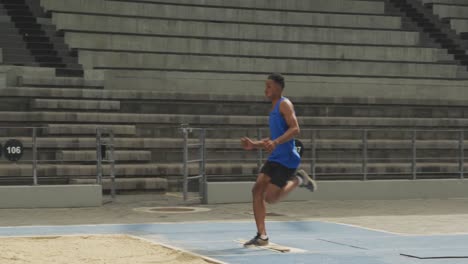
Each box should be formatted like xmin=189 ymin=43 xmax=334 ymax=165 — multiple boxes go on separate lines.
xmin=241 ymin=73 xmax=317 ymax=246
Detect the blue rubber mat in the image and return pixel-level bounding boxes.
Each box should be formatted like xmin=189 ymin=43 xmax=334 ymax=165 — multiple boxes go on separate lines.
xmin=1 ymin=221 xmax=468 ymax=264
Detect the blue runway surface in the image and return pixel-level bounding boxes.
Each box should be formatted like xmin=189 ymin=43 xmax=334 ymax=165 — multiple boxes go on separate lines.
xmin=1 ymin=221 xmax=468 ymax=264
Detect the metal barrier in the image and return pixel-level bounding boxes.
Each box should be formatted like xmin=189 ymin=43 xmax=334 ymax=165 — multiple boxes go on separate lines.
xmin=96 ymin=128 xmax=117 ymax=200
xmin=181 ymin=126 xmax=206 ymax=203
xmin=181 ymin=127 xmax=468 ymax=203
xmin=0 ymin=126 xmax=116 ymax=200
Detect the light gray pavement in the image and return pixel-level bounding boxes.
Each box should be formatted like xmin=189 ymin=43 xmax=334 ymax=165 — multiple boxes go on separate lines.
xmin=1 ymin=193 xmax=467 ymax=235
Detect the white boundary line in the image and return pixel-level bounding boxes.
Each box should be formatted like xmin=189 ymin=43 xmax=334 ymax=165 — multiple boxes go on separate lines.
xmin=318 ymin=219 xmax=468 ymax=237
xmin=1 ymin=219 xmax=468 ymax=237
xmin=0 ymin=233 xmax=114 ymax=238
xmin=234 ymin=239 xmax=307 ymax=253
xmin=132 ymin=206 xmax=212 ymax=214
xmin=129 ymin=235 xmax=228 ymax=264
xmin=0 ymin=219 xmax=253 ymax=229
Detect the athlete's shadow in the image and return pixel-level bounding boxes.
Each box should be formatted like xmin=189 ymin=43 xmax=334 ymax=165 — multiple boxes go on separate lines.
xmin=282 ymin=221 xmax=313 ymax=231
xmin=198 ymin=246 xmax=264 ymax=256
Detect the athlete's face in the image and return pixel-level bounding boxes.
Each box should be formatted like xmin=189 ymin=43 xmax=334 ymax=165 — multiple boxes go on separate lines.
xmin=265 ymin=79 xmax=281 ymax=100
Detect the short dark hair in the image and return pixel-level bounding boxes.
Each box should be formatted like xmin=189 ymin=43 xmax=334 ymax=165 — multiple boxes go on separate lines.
xmin=268 ymin=73 xmax=285 ymax=89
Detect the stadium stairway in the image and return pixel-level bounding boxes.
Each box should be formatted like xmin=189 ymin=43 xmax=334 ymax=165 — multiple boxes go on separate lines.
xmin=0 ymin=0 xmax=83 ymax=77
xmin=389 ymin=0 xmax=468 ymax=68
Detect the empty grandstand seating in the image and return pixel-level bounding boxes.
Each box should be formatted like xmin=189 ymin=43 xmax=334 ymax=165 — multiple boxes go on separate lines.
xmin=1 ymin=0 xmax=468 ymax=192
xmin=39 ymin=0 xmax=468 ymax=87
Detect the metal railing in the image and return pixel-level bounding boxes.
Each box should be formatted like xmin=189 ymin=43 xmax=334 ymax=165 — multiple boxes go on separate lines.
xmin=96 ymin=128 xmax=117 ymax=200
xmin=181 ymin=127 xmax=468 ymax=202
xmin=181 ymin=125 xmax=206 ymax=203
xmin=0 ymin=126 xmax=116 ymax=200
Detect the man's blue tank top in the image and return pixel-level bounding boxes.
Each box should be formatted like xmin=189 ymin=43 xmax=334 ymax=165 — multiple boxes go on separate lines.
xmin=267 ymin=97 xmax=301 ymax=169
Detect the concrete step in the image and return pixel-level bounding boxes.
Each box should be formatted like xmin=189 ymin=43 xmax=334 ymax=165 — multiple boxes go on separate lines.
xmin=0 ymin=42 xmax=27 ymax=49
xmin=9 ymin=137 xmax=467 ymax=164
xmin=0 ymin=35 xmax=28 ymax=43
xmin=57 ymin=150 xmax=152 ymax=162
xmin=45 ymin=124 xmax=137 ymax=135
xmin=51 ymin=13 xmax=420 ymax=46
xmin=0 ymin=163 xmax=180 ymax=177
xmin=78 ymin=51 xmax=466 ymax=79
xmin=3 ymin=136 xmax=468 ymax=150
xmin=0 ymin=137 xmax=175 ymax=149
xmin=70 ymin=177 xmax=167 ymax=192
xmin=5 ymin=87 xmax=468 ymax=120
xmin=64 ymin=32 xmax=453 ymax=63
xmin=0 ymin=15 xmax=11 ymax=23
xmin=432 ymin=3 xmax=468 ymax=19
xmin=422 ymin=0 xmax=468 ymax=4
xmin=0 ymin=97 xmax=32 ymax=111
xmin=101 ymin=70 xmax=468 ymax=97
xmin=0 ymin=27 xmax=19 ymax=34
xmin=148 ymin=148 xmax=468 ymax=164
xmin=0 ymin=177 xmax=67 ymax=186
xmin=6 ymin=70 xmax=468 ymax=100
xmin=119 ymin=99 xmax=468 ymax=118
xmin=136 ymin=127 xmax=468 ymax=139
xmin=45 ymin=2 xmax=399 ymax=29
xmin=41 ymin=0 xmax=386 ymax=14
xmin=448 ymin=18 xmax=468 ymax=34
xmin=2 ymin=54 xmax=35 ymax=62
xmin=1 ymin=62 xmax=39 ymax=67
xmin=18 ymin=76 xmax=104 ymax=88
xmin=32 ymin=99 xmax=120 ymax=110
xmin=5 ymin=112 xmax=468 ymax=129
xmin=0 ymin=162 xmax=465 ymax=178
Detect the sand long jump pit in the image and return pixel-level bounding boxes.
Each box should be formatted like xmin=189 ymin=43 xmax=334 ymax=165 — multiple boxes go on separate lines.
xmin=0 ymin=235 xmax=215 ymax=264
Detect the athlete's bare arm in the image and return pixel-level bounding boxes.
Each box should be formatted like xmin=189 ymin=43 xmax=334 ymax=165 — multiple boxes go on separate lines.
xmin=264 ymin=99 xmax=300 ymax=152
xmin=241 ymin=137 xmax=268 ymax=150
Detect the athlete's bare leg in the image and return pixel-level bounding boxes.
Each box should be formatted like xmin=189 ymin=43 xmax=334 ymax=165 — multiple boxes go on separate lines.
xmin=252 ymin=173 xmax=270 ymax=235
xmin=264 ymin=178 xmax=300 ymax=204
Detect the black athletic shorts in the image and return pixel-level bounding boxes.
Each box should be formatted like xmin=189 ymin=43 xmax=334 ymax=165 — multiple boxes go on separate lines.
xmin=260 ymin=161 xmax=297 ymax=188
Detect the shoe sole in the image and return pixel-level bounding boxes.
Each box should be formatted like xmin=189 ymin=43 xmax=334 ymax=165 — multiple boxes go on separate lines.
xmin=297 ymin=169 xmax=318 ymax=192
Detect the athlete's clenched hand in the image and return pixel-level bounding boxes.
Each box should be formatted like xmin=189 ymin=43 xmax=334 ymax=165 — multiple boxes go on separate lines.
xmin=263 ymin=139 xmax=278 ymax=153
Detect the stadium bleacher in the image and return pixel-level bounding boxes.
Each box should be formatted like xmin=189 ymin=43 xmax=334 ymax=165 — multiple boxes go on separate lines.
xmin=1 ymin=0 xmax=468 ymax=192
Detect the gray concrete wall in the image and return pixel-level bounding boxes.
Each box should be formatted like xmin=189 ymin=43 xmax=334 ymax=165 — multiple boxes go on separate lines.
xmin=41 ymin=0 xmax=386 ymax=14
xmin=103 ymin=71 xmax=468 ymax=100
xmin=206 ymin=179 xmax=468 ymax=203
xmin=65 ymin=32 xmax=452 ymax=63
xmin=79 ymin=51 xmax=466 ymax=79
xmin=136 ymin=0 xmax=386 ymax=14
xmin=0 ymin=185 xmax=102 ymax=208
xmin=51 ymin=13 xmax=420 ymax=46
